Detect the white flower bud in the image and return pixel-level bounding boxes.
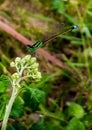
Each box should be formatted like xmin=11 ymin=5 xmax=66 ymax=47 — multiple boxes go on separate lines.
xmin=21 ymin=55 xmax=31 ymax=66
xmin=36 ymin=72 xmax=41 ymax=79
xmin=31 ymin=63 xmax=39 ymax=69
xmin=35 ymin=72 xmax=42 ymax=81
xmin=22 ymin=55 xmax=31 ymax=62
xmin=15 ymin=57 xmax=21 ymax=63
xmin=12 ymin=73 xmax=19 ymax=80
xmin=10 ymin=62 xmax=15 ymax=67
xmin=16 ymin=84 xmax=21 ymax=88
xmin=31 ymin=57 xmax=36 ymax=64
xmin=33 ymin=68 xmax=38 ymax=73
xmin=24 ymin=55 xmax=31 ymax=60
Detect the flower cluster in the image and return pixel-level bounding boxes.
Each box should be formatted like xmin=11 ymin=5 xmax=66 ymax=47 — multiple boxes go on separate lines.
xmin=10 ymin=55 xmax=41 ymax=83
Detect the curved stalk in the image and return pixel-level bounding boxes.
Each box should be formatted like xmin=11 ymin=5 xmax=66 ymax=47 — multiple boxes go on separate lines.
xmin=1 ymin=86 xmax=18 ymax=130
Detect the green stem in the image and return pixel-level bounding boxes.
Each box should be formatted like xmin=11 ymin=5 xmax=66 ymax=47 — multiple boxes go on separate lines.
xmin=1 ymin=86 xmax=18 ymax=130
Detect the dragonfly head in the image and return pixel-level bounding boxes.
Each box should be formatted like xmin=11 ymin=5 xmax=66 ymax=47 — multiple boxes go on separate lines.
xmin=26 ymin=45 xmax=36 ymax=52
xmin=72 ymin=25 xmax=78 ymax=30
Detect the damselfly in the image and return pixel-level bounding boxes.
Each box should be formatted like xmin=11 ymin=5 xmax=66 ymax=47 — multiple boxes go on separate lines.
xmin=26 ymin=25 xmax=78 ymax=52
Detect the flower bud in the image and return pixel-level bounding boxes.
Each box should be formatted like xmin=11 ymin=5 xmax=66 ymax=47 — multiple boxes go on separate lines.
xmin=31 ymin=57 xmax=36 ymax=64
xmin=24 ymin=55 xmax=31 ymax=60
xmin=12 ymin=73 xmax=19 ymax=80
xmin=10 ymin=62 xmax=15 ymax=67
xmin=36 ymin=72 xmax=41 ymax=79
xmin=22 ymin=55 xmax=31 ymax=62
xmin=15 ymin=57 xmax=21 ymax=63
xmin=31 ymin=63 xmax=39 ymax=69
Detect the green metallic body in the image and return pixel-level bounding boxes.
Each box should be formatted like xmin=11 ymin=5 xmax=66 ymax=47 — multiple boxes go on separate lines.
xmin=26 ymin=41 xmax=43 ymax=52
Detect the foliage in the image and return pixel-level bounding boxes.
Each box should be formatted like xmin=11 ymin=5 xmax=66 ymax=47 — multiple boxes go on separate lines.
xmin=1 ymin=55 xmax=41 ymax=130
xmin=23 ymin=87 xmax=46 ymax=111
xmin=67 ymin=102 xmax=85 ymax=119
xmin=66 ymin=117 xmax=86 ymax=130
xmin=0 ymin=75 xmax=11 ymax=120
xmin=7 ymin=123 xmax=26 ymax=130
xmin=0 ymin=75 xmax=11 ymax=93
xmin=10 ymin=97 xmax=24 ymax=118
xmin=0 ymin=0 xmax=92 ymax=129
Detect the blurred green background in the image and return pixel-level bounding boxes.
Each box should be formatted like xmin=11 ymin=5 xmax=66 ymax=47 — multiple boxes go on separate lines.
xmin=0 ymin=0 xmax=92 ymax=129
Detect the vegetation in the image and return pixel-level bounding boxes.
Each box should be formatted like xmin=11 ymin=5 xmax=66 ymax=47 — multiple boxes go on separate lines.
xmin=0 ymin=0 xmax=92 ymax=130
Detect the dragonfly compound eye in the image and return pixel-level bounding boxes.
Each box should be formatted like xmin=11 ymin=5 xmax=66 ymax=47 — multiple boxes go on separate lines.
xmin=72 ymin=25 xmax=78 ymax=30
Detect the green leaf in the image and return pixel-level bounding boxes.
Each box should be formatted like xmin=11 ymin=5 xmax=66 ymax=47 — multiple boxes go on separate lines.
xmin=10 ymin=97 xmax=24 ymax=118
xmin=0 ymin=102 xmax=5 ymax=120
xmin=0 ymin=75 xmax=11 ymax=93
xmin=23 ymin=87 xmax=46 ymax=111
xmin=83 ymin=113 xmax=92 ymax=127
xmin=51 ymin=0 xmax=65 ymax=14
xmin=87 ymin=10 xmax=92 ymax=16
xmin=62 ymin=13 xmax=76 ymax=23
xmin=7 ymin=125 xmax=16 ymax=130
xmin=81 ymin=26 xmax=91 ymax=38
xmin=67 ymin=102 xmax=85 ymax=119
xmin=13 ymin=122 xmax=26 ymax=130
xmin=66 ymin=118 xmax=86 ymax=130
xmin=83 ymin=48 xmax=92 ymax=58
xmin=7 ymin=123 xmax=26 ymax=130
xmin=31 ymin=117 xmax=46 ymax=130
xmin=31 ymin=117 xmax=64 ymax=130
xmin=0 ymin=94 xmax=9 ymax=120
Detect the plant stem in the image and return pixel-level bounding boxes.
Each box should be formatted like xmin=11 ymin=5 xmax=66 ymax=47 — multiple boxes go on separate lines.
xmin=1 ymin=86 xmax=18 ymax=130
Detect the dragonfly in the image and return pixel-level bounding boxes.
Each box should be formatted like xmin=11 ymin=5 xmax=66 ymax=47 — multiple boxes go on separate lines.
xmin=26 ymin=25 xmax=78 ymax=52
